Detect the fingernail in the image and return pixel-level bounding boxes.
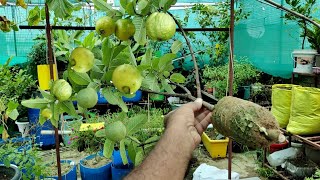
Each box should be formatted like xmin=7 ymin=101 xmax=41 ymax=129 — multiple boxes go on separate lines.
xmin=195 ymin=98 xmax=202 ymax=104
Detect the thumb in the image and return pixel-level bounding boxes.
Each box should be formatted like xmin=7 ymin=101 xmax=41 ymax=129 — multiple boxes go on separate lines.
xmin=184 ymin=98 xmax=203 ymax=112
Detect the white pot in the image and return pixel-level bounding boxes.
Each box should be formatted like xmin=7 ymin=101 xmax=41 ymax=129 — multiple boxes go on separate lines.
xmin=15 ymin=121 xmax=30 ymax=138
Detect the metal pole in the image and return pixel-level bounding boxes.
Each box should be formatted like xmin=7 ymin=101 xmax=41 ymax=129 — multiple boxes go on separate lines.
xmin=228 ymin=0 xmax=235 ymax=179
xmin=45 ymin=4 xmax=62 ymax=180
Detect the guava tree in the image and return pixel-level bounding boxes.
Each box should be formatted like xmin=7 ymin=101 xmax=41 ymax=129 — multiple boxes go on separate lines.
xmin=21 ymin=0 xmax=202 ymax=165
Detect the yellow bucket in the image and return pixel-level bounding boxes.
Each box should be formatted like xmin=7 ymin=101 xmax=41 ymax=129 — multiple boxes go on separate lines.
xmin=201 ymin=132 xmax=229 ymax=158
xmin=37 ymin=64 xmax=58 ymax=90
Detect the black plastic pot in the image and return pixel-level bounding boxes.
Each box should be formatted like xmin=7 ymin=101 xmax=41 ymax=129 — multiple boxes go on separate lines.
xmin=0 ymin=164 xmax=21 ymax=180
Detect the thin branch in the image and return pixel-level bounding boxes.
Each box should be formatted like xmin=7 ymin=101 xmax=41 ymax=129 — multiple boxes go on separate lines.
xmin=170 ymin=81 xmax=192 ymax=95
xmin=261 ymin=0 xmax=320 ymax=28
xmin=201 ymin=90 xmax=219 ymax=102
xmin=141 ymin=89 xmax=214 ymax=111
xmin=167 ymin=12 xmax=202 ymax=98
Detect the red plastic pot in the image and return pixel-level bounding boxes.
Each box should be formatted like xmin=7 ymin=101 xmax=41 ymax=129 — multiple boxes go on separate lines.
xmin=269 ymin=140 xmax=289 ymax=153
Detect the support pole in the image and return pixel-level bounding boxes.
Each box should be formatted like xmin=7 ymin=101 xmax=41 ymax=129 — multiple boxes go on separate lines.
xmin=228 ymin=0 xmax=235 ymax=179
xmin=45 ymin=4 xmax=62 ymax=180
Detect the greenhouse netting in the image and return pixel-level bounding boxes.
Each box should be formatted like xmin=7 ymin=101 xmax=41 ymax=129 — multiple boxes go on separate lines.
xmin=0 ymin=0 xmax=319 ymax=78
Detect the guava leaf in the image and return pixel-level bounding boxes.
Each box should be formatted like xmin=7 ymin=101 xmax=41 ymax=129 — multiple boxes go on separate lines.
xmin=7 ymin=109 xmax=19 ymax=120
xmin=27 ymin=6 xmax=41 ymax=26
xmin=135 ymin=149 xmax=144 ymax=166
xmin=47 ymin=0 xmax=73 ymax=19
xmin=141 ymin=48 xmax=153 ymax=66
xmin=171 ymin=40 xmax=182 ymax=54
xmin=170 ymin=73 xmax=186 ymax=84
xmin=50 ymin=102 xmax=60 ymax=128
xmin=142 ymin=73 xmax=160 ymax=92
xmin=60 ymin=100 xmax=77 ymax=117
xmin=136 ymin=0 xmax=150 ymax=15
xmin=125 ymin=0 xmax=136 ymax=16
xmin=82 ymin=32 xmax=95 ymax=50
xmin=103 ymin=139 xmax=114 ymax=158
xmin=127 ymin=46 xmax=137 ymax=66
xmin=92 ymin=0 xmax=118 ymax=16
xmin=120 ymin=140 xmax=128 ymax=165
xmin=120 ymin=0 xmax=128 ymax=9
xmin=38 ymin=113 xmax=46 ymax=125
xmin=101 ymin=88 xmax=128 ymax=112
xmin=21 ymin=99 xmax=50 ymax=109
xmin=144 ymin=135 xmax=160 ymax=150
xmin=68 ymin=69 xmax=91 ymax=85
xmin=16 ymin=0 xmax=27 ymax=9
xmin=126 ymin=114 xmax=147 ymax=135
xmin=39 ymin=88 xmax=55 ymax=101
xmin=127 ymin=142 xmax=136 ymax=165
xmin=161 ymin=79 xmax=175 ymax=93
xmin=159 ymin=0 xmax=177 ymax=12
xmin=92 ymin=65 xmax=104 ymax=73
xmin=6 ymin=101 xmax=19 ymax=120
xmin=95 ymin=129 xmax=106 ymax=137
xmin=87 ymin=81 xmax=101 ymax=91
xmin=158 ymin=53 xmax=176 ymax=72
xmin=132 ymin=16 xmax=146 ymax=45
xmin=102 ymin=38 xmax=114 ymax=66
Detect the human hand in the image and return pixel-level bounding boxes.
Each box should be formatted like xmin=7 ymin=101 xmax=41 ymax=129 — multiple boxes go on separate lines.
xmin=164 ymin=98 xmax=212 ymax=152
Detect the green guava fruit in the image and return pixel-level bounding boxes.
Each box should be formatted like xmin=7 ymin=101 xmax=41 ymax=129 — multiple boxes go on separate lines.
xmin=76 ymin=88 xmax=98 ymax=108
xmin=105 ymin=121 xmax=127 ymax=142
xmin=70 ymin=47 xmax=95 ymax=73
xmin=52 ymin=79 xmax=72 ymax=101
xmin=41 ymin=108 xmax=52 ymax=119
xmin=115 ymin=19 xmax=135 ymax=41
xmin=146 ymin=12 xmax=176 ymax=41
xmin=112 ymin=64 xmax=143 ymax=94
xmin=95 ymin=16 xmax=116 ymax=37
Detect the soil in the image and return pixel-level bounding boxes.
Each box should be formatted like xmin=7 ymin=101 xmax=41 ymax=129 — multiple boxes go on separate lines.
xmin=0 ymin=174 xmax=12 ymax=180
xmin=205 ymin=128 xmax=225 ymax=140
xmin=43 ymin=162 xmax=72 ymax=177
xmin=83 ymin=155 xmax=111 ymax=168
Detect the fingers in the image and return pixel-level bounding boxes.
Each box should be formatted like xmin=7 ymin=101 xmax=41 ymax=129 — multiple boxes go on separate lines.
xmin=195 ymin=109 xmax=211 ymax=122
xmin=183 ymin=98 xmax=203 ymax=112
xmin=195 ymin=112 xmax=212 ymax=134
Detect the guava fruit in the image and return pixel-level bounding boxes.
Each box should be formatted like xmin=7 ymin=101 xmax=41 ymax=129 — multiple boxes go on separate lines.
xmin=70 ymin=47 xmax=95 ymax=73
xmin=146 ymin=12 xmax=176 ymax=41
xmin=105 ymin=121 xmax=127 ymax=142
xmin=41 ymin=108 xmax=52 ymax=119
xmin=76 ymin=88 xmax=98 ymax=108
xmin=52 ymin=79 xmax=72 ymax=101
xmin=112 ymin=64 xmax=143 ymax=94
xmin=115 ymin=19 xmax=135 ymax=41
xmin=95 ymin=16 xmax=116 ymax=37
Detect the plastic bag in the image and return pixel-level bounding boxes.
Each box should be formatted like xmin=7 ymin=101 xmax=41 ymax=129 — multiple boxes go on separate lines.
xmin=287 ymin=87 xmax=320 ymax=135
xmin=271 ymin=84 xmax=299 ymax=128
xmin=193 ymin=163 xmax=240 ymax=180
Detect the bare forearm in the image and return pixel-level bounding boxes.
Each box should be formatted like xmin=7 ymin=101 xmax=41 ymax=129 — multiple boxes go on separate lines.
xmin=125 ymin=127 xmax=193 ymax=180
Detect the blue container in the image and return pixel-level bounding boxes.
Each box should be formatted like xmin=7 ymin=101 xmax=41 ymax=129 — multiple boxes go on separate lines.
xmin=97 ymin=90 xmax=142 ymax=104
xmin=80 ymin=153 xmax=112 ymax=180
xmin=112 ymin=150 xmax=134 ymax=169
xmin=43 ymin=160 xmax=77 ymax=180
xmin=111 ymin=164 xmax=133 ymax=180
xmin=28 ymin=108 xmax=55 ymax=147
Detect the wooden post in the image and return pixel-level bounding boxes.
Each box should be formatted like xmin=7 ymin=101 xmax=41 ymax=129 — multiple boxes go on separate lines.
xmin=228 ymin=0 xmax=235 ymax=179
xmin=45 ymin=4 xmax=62 ymax=180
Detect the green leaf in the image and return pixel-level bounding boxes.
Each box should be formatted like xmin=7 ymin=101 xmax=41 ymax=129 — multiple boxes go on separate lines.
xmin=21 ymin=99 xmax=50 ymax=109
xmin=120 ymin=0 xmax=128 ymax=9
xmin=159 ymin=0 xmax=177 ymax=12
xmin=27 ymin=6 xmax=41 ymax=26
xmin=38 ymin=114 xmax=46 ymax=125
xmin=7 ymin=109 xmax=18 ymax=120
xmin=141 ymin=48 xmax=153 ymax=66
xmin=39 ymin=88 xmax=55 ymax=101
xmin=126 ymin=114 xmax=148 ymax=135
xmin=50 ymin=102 xmax=60 ymax=128
xmin=127 ymin=142 xmax=136 ymax=165
xmin=170 ymin=73 xmax=186 ymax=83
xmin=135 ymin=149 xmax=144 ymax=166
xmin=137 ymin=64 xmax=150 ymax=72
xmin=60 ymin=101 xmax=77 ymax=117
xmin=158 ymin=53 xmax=176 ymax=72
xmin=132 ymin=16 xmax=146 ymax=45
xmin=120 ymin=139 xmax=128 ymax=165
xmin=68 ymin=69 xmax=91 ymax=85
xmin=136 ymin=0 xmax=150 ymax=15
xmin=144 ymin=135 xmax=160 ymax=150
xmin=101 ymin=88 xmax=128 ymax=112
xmin=47 ymin=0 xmax=73 ymax=19
xmin=127 ymin=46 xmax=137 ymax=66
xmin=142 ymin=74 xmax=160 ymax=92
xmin=88 ymin=81 xmax=101 ymax=91
xmin=125 ymin=1 xmax=136 ymax=16
xmin=103 ymin=138 xmax=115 ymax=158
xmin=171 ymin=40 xmax=183 ymax=54
xmin=95 ymin=129 xmax=106 ymax=137
xmin=161 ymin=79 xmax=175 ymax=93
xmin=92 ymin=0 xmax=115 ymax=15
xmin=92 ymin=64 xmax=104 ymax=73
xmin=82 ymin=32 xmax=95 ymax=49
xmin=4 ymin=158 xmax=10 ymax=167
xmin=128 ymin=135 xmax=141 ymax=144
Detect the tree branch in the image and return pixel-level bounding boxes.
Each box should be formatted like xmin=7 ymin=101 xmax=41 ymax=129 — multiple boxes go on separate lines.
xmin=141 ymin=89 xmax=214 ymax=111
xmin=167 ymin=12 xmax=202 ymax=98
xmin=201 ymin=90 xmax=219 ymax=102
xmin=261 ymin=0 xmax=320 ymax=29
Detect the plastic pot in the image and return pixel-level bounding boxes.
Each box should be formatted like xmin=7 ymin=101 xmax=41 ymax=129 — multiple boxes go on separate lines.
xmin=111 ymin=150 xmax=134 ymax=180
xmin=80 ymin=153 xmax=112 ymax=180
xmin=0 ymin=164 xmax=21 ymax=180
xmin=15 ymin=121 xmax=30 ymax=138
xmin=111 ymin=164 xmax=133 ymax=180
xmin=43 ymin=160 xmax=77 ymax=180
xmin=269 ymin=140 xmax=289 ymax=154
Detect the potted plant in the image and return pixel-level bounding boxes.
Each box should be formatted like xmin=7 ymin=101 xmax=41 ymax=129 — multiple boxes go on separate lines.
xmin=42 ymin=160 xmax=77 ymax=180
xmin=0 ymin=164 xmax=21 ymax=180
xmin=79 ymin=151 xmax=112 ymax=180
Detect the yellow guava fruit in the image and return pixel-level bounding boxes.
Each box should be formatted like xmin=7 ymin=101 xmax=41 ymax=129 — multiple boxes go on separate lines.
xmin=115 ymin=19 xmax=135 ymax=41
xmin=52 ymin=79 xmax=72 ymax=101
xmin=95 ymin=16 xmax=116 ymax=37
xmin=112 ymin=64 xmax=142 ymax=94
xmin=70 ymin=47 xmax=95 ymax=73
xmin=146 ymin=12 xmax=176 ymax=41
